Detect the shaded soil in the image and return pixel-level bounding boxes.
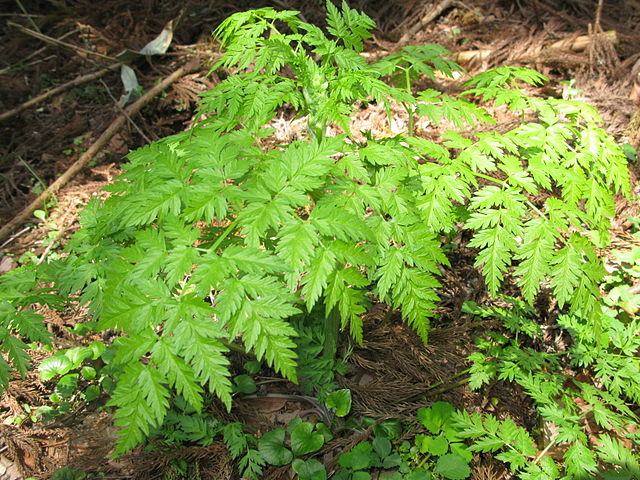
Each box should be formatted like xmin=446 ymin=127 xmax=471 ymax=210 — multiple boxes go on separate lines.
xmin=1 ymin=0 xmax=640 ymax=479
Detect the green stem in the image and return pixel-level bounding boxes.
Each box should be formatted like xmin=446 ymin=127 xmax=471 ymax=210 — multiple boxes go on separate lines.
xmin=426 ymin=378 xmax=469 ymax=397
xmin=210 ymin=219 xmax=239 ymax=252
xmin=423 ymin=368 xmax=471 ymax=392
xmin=221 ymin=340 xmax=246 ymax=354
xmin=404 ymin=103 xmax=415 ymax=137
xmin=323 ymin=307 xmax=341 ymax=362
xmin=404 ymin=68 xmax=415 ymax=136
xmin=473 ymin=171 xmax=505 ymax=186
xmin=15 ymin=0 xmax=41 ymax=34
xmin=533 ymin=436 xmax=558 ymax=464
xmin=416 ymin=454 xmax=431 ymax=470
xmin=19 ymin=156 xmax=57 ymax=209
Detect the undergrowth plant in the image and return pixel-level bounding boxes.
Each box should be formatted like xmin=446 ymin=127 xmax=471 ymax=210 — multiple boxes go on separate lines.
xmin=453 ymin=404 xmax=640 ymax=480
xmin=398 ymin=402 xmax=472 ymax=480
xmin=0 ymin=1 xmax=632 ymax=472
xmin=464 ymin=296 xmax=640 ymax=479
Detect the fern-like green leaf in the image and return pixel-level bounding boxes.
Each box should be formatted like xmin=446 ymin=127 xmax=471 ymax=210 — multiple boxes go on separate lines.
xmin=276 ymin=221 xmax=318 ymax=271
xmin=466 ymin=187 xmax=526 ymax=294
xmin=596 ymin=434 xmax=640 ymax=478
xmin=564 ymin=441 xmax=599 ymax=479
xmin=325 ymin=267 xmax=369 ymax=344
xmin=391 ymin=265 xmax=440 ymax=342
xmin=151 ymin=337 xmax=204 ymax=412
xmin=170 ymin=312 xmax=232 ymax=409
xmin=301 ymin=247 xmax=337 ymax=310
xmin=467 ymin=222 xmax=517 ymax=295
xmin=325 ymin=0 xmax=374 ymax=52
xmin=549 ymin=242 xmax=582 ymax=309
xmin=514 ymin=218 xmax=558 ymax=303
xmin=1 ymin=335 xmax=30 ymax=378
xmin=228 ymin=300 xmax=298 ymax=381
xmin=109 ymin=363 xmax=170 ymax=454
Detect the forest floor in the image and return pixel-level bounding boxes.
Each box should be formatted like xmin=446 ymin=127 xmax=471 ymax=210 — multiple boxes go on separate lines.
xmin=0 ymin=1 xmax=640 ymax=479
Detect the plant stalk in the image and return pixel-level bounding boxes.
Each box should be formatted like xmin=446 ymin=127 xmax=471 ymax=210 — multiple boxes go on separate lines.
xmin=404 ymin=68 xmax=415 ymax=136
xmin=323 ymin=307 xmax=341 ymax=362
xmin=210 ymin=219 xmax=239 ymax=252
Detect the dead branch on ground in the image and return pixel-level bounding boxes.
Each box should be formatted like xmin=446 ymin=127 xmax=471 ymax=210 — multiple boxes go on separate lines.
xmin=397 ymin=0 xmax=466 ymax=45
xmin=0 ymin=65 xmax=119 ymax=122
xmin=549 ymin=30 xmax=617 ymax=52
xmin=0 ymin=59 xmax=200 ymax=242
xmin=7 ymin=21 xmax=117 ymax=63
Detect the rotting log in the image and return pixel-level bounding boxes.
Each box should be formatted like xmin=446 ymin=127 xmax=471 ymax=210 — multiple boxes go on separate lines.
xmin=451 ymin=49 xmax=491 ymax=64
xmin=549 ymin=30 xmax=618 ymax=52
xmin=449 ymin=31 xmax=618 ymax=66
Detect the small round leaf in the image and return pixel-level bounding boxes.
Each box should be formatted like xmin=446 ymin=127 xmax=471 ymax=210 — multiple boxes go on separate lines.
xmin=352 ymin=472 xmax=372 ymax=480
xmin=81 ymin=366 xmax=96 ymax=380
xmin=315 ymin=422 xmax=333 ymax=442
xmin=258 ymin=428 xmax=293 ymax=466
xmin=292 ymin=459 xmax=327 ymax=480
xmin=434 ymin=454 xmax=471 ymax=480
xmin=405 ymin=471 xmax=433 ymax=480
xmin=64 ymin=347 xmax=93 ymax=369
xmin=83 ymin=385 xmax=101 ymax=402
xmin=450 ymin=443 xmax=473 ymax=463
xmin=382 ymin=453 xmax=402 ymax=469
xmin=417 ymin=402 xmax=454 ymax=435
xmin=286 ymin=417 xmax=303 ymax=434
xmin=291 ymin=422 xmax=325 ymax=456
xmin=374 ymin=419 xmax=403 ymax=440
xmin=38 ymin=356 xmax=73 ymax=380
xmin=325 ymin=389 xmax=352 ymax=417
xmin=233 ymin=374 xmax=257 ymax=394
xmin=54 ymin=374 xmax=79 ymax=399
xmin=339 ymin=442 xmax=373 ymax=470
xmin=373 ymin=437 xmax=391 ymax=458
xmin=87 ymin=341 xmax=106 ymax=360
xmin=428 ymin=435 xmax=449 ymax=456
xmin=244 ymin=360 xmax=261 ymax=375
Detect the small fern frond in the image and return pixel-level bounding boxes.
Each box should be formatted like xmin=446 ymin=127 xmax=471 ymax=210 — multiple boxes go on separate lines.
xmin=109 ymin=363 xmax=170 ymax=454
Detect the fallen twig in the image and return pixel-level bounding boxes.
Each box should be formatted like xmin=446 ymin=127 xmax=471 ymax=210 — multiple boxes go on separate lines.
xmin=98 ymin=79 xmax=153 ymax=143
xmin=549 ymin=30 xmax=617 ymax=52
xmin=0 ymin=226 xmax=29 ymax=250
xmin=0 ymin=64 xmax=119 ymax=122
xmin=0 ymin=27 xmax=80 ymax=75
xmin=450 ymin=30 xmax=618 ymax=67
xmin=15 ymin=0 xmax=41 ymax=33
xmin=37 ymin=210 xmax=72 ymax=265
xmin=397 ymin=0 xmax=465 ymax=45
xmin=0 ymin=13 xmax=43 ymax=17
xmin=0 ymin=59 xmax=200 ymax=242
xmin=451 ymin=49 xmax=491 ymax=64
xmin=8 ymin=21 xmax=117 ymax=63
